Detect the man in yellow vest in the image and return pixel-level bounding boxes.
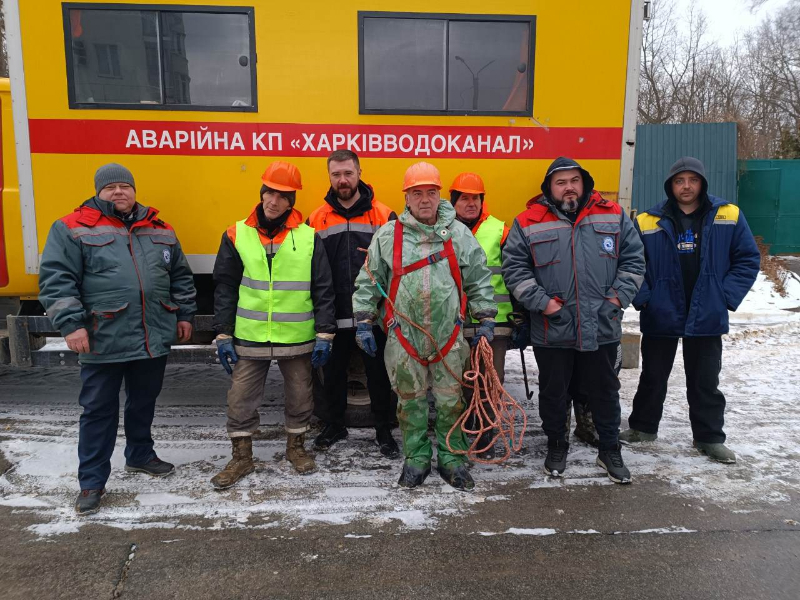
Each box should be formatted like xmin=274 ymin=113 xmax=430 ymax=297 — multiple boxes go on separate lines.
xmin=210 ymin=161 xmax=336 ymax=488
xmin=450 ymin=173 xmax=513 ymax=458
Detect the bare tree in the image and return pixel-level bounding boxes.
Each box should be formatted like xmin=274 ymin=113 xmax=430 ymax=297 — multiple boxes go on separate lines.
xmin=0 ymin=0 xmax=7 ymax=78
xmin=639 ymin=0 xmax=800 ymax=158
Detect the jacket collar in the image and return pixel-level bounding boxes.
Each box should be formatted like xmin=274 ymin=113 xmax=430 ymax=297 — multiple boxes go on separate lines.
xmin=75 ymin=197 xmax=156 ymax=226
xmin=244 ymin=205 xmax=304 ymax=235
xmin=322 ymin=181 xmax=375 ymax=218
xmin=646 ymin=194 xmax=726 ymax=217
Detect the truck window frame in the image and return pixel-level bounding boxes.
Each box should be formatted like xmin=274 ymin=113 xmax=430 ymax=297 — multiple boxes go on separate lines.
xmin=62 ymin=2 xmax=258 ymax=113
xmin=357 ymin=11 xmax=536 ymax=117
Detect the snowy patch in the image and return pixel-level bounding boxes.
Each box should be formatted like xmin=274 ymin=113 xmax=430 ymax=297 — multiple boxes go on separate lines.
xmin=622 ymin=527 xmax=697 ymax=535
xmin=0 ymin=496 xmax=51 ymax=508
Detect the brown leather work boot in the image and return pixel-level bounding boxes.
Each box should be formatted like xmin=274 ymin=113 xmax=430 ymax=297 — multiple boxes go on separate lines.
xmin=211 ymin=436 xmax=255 ymax=490
xmin=286 ymin=433 xmax=316 ymax=474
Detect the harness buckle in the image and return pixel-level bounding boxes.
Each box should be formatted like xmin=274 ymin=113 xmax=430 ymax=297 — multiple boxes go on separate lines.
xmin=386 ymin=317 xmax=399 ymax=330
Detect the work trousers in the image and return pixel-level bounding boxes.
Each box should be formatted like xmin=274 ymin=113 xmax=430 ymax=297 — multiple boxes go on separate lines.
xmin=628 ymin=335 xmax=726 ymax=443
xmin=226 ymin=356 xmax=313 ymax=436
xmin=319 ymin=327 xmax=393 ymax=429
xmin=77 ymin=355 xmax=168 ymax=490
xmin=570 ymin=341 xmax=622 ymax=408
xmin=533 ymin=344 xmax=621 ymax=450
xmin=385 ymin=335 xmax=470 ymax=469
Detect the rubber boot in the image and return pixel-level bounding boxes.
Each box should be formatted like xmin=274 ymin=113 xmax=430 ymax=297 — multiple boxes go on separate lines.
xmin=398 ymin=462 xmax=431 ymax=488
xmin=573 ymin=401 xmax=600 ymax=448
xmin=286 ymin=433 xmax=316 ymax=474
xmin=211 ymin=436 xmax=255 ymax=490
xmin=437 ymin=463 xmax=475 ymax=491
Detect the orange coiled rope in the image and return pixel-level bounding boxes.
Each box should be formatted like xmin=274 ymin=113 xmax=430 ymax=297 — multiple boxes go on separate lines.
xmin=446 ymin=337 xmax=528 ymax=465
xmin=360 ymin=249 xmax=527 ymax=465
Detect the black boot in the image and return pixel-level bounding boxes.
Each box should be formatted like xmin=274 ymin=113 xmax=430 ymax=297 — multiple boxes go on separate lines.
xmin=313 ymin=423 xmax=348 ymax=450
xmin=474 ymin=429 xmax=496 ymax=459
xmin=544 ymin=440 xmax=569 ymax=477
xmin=437 ymin=463 xmax=475 ymax=491
xmin=397 ymin=463 xmax=431 ymax=488
xmin=597 ymin=444 xmax=632 ymax=484
xmin=75 ymin=489 xmax=105 ymax=515
xmin=375 ymin=426 xmax=400 ymax=458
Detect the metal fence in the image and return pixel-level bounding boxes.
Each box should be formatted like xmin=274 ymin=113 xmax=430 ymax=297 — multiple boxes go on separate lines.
xmin=738 ymin=160 xmax=800 ymax=255
xmin=632 ymin=122 xmax=738 ymax=214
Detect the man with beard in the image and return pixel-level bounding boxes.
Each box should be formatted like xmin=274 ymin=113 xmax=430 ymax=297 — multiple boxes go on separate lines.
xmin=210 ymin=161 xmax=336 ymax=487
xmin=621 ymin=157 xmax=759 ymax=464
xmin=502 ymin=157 xmax=645 ymax=483
xmin=308 ymin=150 xmax=400 ymax=457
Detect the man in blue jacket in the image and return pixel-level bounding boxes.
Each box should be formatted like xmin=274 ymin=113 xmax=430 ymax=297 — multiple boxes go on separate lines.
xmin=620 ymin=157 xmax=759 ymax=463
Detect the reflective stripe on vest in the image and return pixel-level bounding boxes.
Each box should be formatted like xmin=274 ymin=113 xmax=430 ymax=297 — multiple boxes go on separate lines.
xmin=473 ymin=215 xmax=512 ymax=324
xmin=233 ymin=220 xmax=315 ymax=344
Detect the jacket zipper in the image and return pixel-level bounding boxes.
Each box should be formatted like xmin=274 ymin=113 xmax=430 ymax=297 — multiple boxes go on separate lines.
xmin=127 ymin=221 xmax=153 ymax=357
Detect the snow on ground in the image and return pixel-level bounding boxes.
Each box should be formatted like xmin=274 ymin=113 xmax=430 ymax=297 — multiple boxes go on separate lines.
xmin=2 ymin=271 xmax=800 ymax=537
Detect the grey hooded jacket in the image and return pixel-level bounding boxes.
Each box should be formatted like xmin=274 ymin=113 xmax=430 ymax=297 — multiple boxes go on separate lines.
xmin=502 ymin=158 xmax=645 ymax=351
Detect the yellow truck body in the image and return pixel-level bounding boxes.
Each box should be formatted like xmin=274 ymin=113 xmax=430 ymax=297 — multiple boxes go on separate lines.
xmin=1 ymin=0 xmax=644 ymax=298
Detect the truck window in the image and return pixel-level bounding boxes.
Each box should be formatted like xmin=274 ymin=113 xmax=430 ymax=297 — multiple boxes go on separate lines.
xmin=63 ymin=5 xmax=257 ymax=111
xmin=359 ymin=12 xmax=535 ymax=116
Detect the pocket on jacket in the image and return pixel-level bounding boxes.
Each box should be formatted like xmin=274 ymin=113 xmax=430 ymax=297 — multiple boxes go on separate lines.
xmin=145 ymin=236 xmax=176 ymax=272
xmin=597 ymin=298 xmax=622 ymax=342
xmin=531 ymin=293 xmax=575 ymax=346
xmin=691 ymin=274 xmax=729 ymax=334
xmin=640 ymin=278 xmax=683 ymax=335
xmin=154 ymin=298 xmax=179 ymax=345
xmin=80 ymin=234 xmax=120 ymax=273
xmin=529 ymin=230 xmax=561 ymax=267
xmin=89 ymin=301 xmax=130 ymax=356
xmin=592 ymin=223 xmax=620 ymax=259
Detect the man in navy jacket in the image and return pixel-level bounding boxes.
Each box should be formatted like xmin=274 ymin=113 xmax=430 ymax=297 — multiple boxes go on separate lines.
xmin=620 ymin=157 xmax=759 ymax=463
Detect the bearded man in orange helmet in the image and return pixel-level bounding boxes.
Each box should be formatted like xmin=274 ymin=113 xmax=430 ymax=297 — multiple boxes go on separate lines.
xmin=210 ymin=161 xmax=336 ymax=488
xmin=353 ymin=162 xmax=496 ymax=490
xmin=449 ymin=172 xmax=517 ymax=459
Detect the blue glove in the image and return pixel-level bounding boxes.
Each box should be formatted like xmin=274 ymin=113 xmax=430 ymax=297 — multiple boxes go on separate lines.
xmin=216 ymin=337 xmax=238 ymax=375
xmin=355 ymin=322 xmax=377 ymax=357
xmin=510 ymin=321 xmax=530 ymax=351
xmin=311 ymin=338 xmax=332 ymax=368
xmin=471 ymin=320 xmax=495 ymax=347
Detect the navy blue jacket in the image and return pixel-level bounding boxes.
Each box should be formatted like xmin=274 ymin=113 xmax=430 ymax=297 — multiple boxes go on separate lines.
xmin=632 ymin=195 xmax=759 ymax=337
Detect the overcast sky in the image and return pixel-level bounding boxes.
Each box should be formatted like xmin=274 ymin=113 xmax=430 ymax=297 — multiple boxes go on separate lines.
xmin=678 ymin=0 xmax=791 ymax=45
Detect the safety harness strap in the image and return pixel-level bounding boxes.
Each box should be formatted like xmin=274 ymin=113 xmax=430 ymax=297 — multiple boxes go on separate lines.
xmin=384 ymin=221 xmax=467 ymax=366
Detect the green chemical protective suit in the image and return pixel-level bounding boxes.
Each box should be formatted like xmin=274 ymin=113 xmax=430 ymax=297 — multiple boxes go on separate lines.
xmin=353 ymin=200 xmax=496 ymax=469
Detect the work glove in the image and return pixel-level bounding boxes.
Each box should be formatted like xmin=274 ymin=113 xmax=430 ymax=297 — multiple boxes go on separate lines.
xmin=471 ymin=320 xmax=495 ymax=347
xmin=311 ymin=337 xmax=332 ymax=368
xmin=355 ymin=322 xmax=377 ymax=357
xmin=216 ymin=336 xmax=238 ymax=375
xmin=510 ymin=321 xmax=530 ymax=351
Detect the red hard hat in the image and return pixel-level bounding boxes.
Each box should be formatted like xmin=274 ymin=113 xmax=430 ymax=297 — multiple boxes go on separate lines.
xmin=449 ymin=172 xmax=486 ymax=195
xmin=261 ymin=161 xmax=303 ymax=192
xmin=402 ymin=162 xmax=442 ymax=191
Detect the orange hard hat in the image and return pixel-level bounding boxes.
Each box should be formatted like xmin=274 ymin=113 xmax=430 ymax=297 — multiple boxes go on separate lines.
xmin=402 ymin=161 xmax=442 ymax=191
xmin=261 ymin=161 xmax=303 ymax=192
xmin=449 ymin=172 xmax=486 ymax=195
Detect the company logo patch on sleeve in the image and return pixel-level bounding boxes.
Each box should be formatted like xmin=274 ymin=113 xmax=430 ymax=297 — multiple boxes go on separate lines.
xmin=603 ymin=236 xmax=615 ymax=253
xmin=163 ymin=248 xmax=172 ymax=264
